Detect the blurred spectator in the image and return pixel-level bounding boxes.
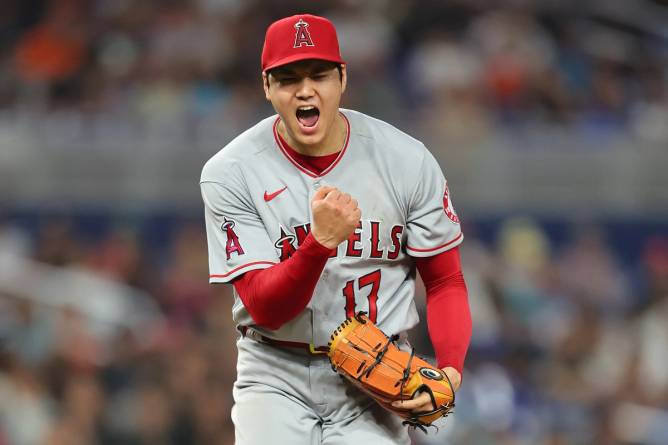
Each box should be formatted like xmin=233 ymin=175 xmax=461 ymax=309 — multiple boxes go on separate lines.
xmin=159 ymin=224 xmax=214 ymax=325
xmin=0 ymin=356 xmax=54 ymax=445
xmin=469 ymin=9 xmax=556 ymax=115
xmin=13 ymin=0 xmax=88 ymax=107
xmin=557 ymin=225 xmax=631 ymax=315
xmin=33 ymin=218 xmax=82 ymax=267
xmin=631 ymin=237 xmax=668 ymax=406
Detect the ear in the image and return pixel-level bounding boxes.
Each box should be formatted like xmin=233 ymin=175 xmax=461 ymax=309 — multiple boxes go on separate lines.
xmin=262 ymin=72 xmax=271 ymax=101
xmin=340 ymin=64 xmax=347 ymax=94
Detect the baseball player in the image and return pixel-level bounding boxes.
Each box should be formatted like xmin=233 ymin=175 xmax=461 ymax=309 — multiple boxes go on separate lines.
xmin=201 ymin=14 xmax=471 ymax=444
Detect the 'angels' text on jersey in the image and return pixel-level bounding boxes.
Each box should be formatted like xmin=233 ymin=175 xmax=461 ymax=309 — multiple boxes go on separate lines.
xmin=274 ymin=221 xmax=404 ymax=261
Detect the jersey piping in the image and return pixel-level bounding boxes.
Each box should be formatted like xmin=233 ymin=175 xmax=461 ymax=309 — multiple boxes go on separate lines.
xmin=406 ymin=232 xmax=463 ymax=253
xmin=209 ymin=260 xmax=277 ymax=279
xmin=273 ymin=112 xmax=350 ymax=178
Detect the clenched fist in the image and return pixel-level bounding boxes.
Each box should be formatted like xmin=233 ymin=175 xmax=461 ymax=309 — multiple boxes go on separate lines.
xmin=311 ymin=186 xmax=361 ymax=250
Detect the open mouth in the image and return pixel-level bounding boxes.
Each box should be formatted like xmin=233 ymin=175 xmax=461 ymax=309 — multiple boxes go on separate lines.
xmin=296 ymin=106 xmax=320 ymax=128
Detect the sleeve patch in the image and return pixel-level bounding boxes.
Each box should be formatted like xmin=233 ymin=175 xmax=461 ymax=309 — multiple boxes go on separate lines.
xmin=443 ymin=183 xmax=460 ymax=224
xmin=222 ymin=217 xmax=245 ymax=260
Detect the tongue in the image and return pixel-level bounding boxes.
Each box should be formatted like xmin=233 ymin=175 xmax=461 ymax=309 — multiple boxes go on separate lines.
xmin=298 ymin=113 xmax=319 ymax=127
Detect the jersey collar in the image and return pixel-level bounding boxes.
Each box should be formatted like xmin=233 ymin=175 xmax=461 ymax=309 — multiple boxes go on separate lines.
xmin=273 ymin=112 xmax=350 ymax=178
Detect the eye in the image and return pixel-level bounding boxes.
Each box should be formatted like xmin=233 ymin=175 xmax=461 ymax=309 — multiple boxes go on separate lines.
xmin=279 ymin=77 xmax=298 ymax=84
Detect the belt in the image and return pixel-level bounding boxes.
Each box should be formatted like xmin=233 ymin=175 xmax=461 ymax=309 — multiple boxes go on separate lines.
xmin=239 ymin=326 xmax=329 ymax=355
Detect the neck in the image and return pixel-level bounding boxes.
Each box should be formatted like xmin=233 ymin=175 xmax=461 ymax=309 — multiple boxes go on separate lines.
xmin=279 ymin=113 xmax=345 ymax=156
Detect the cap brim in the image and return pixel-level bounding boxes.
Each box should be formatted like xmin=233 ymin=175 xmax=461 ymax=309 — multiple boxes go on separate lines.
xmin=263 ymin=53 xmax=345 ymax=72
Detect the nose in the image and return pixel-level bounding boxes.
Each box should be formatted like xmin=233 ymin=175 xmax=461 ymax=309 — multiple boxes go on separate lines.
xmin=296 ymin=78 xmax=315 ymax=100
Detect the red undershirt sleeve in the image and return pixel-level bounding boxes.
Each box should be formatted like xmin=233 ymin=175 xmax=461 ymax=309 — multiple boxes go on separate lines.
xmin=232 ymin=232 xmax=333 ymax=330
xmin=414 ymin=246 xmax=472 ymax=374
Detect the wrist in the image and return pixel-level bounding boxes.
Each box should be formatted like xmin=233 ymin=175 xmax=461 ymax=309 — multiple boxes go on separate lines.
xmin=303 ymin=232 xmax=337 ymax=255
xmin=310 ymin=231 xmax=340 ymax=250
xmin=441 ymin=366 xmax=462 ymax=391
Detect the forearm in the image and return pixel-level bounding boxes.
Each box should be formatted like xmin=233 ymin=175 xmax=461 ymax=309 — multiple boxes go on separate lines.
xmin=425 ymin=272 xmax=471 ymax=373
xmin=415 ymin=247 xmax=472 ymax=374
xmin=233 ymin=233 xmax=333 ymax=330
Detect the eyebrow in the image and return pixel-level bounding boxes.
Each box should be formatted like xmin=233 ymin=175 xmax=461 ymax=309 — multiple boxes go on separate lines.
xmin=271 ymin=68 xmax=298 ymax=77
xmin=271 ymin=63 xmax=335 ymax=78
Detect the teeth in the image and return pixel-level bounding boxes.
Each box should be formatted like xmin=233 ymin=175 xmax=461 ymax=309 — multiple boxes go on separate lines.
xmin=298 ymin=106 xmax=316 ymax=111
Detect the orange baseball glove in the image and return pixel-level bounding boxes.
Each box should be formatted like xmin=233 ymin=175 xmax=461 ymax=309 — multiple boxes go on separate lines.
xmin=328 ymin=312 xmax=455 ymax=430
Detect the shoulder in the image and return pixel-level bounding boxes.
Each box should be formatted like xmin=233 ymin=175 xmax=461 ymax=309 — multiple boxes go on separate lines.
xmin=200 ymin=115 xmax=278 ymax=183
xmin=341 ymin=108 xmax=429 ymax=166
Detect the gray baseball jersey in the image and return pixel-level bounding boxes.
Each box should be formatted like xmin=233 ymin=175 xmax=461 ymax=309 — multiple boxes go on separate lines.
xmin=200 ymin=108 xmax=462 ymax=347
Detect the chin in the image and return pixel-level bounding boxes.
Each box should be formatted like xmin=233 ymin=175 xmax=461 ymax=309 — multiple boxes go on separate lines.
xmin=295 ymin=132 xmax=324 ymax=148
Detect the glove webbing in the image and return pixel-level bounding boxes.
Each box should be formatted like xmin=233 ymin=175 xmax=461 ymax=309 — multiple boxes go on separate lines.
xmin=358 ymin=334 xmax=400 ymax=380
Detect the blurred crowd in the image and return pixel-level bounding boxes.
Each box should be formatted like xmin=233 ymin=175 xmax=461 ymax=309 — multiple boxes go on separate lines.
xmin=0 ymin=213 xmax=667 ymax=445
xmin=0 ymin=216 xmax=237 ymax=445
xmin=1 ymin=0 xmax=667 ymax=149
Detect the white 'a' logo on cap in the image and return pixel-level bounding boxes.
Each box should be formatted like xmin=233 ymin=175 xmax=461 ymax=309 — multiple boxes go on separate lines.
xmin=293 ymin=19 xmax=315 ymax=48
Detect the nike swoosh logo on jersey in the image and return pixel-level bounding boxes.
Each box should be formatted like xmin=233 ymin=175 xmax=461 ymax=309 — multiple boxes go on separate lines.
xmin=264 ymin=186 xmax=288 ymax=202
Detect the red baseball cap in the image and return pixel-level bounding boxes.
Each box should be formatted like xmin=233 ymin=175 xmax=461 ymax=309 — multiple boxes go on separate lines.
xmin=261 ymin=14 xmax=345 ymax=72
